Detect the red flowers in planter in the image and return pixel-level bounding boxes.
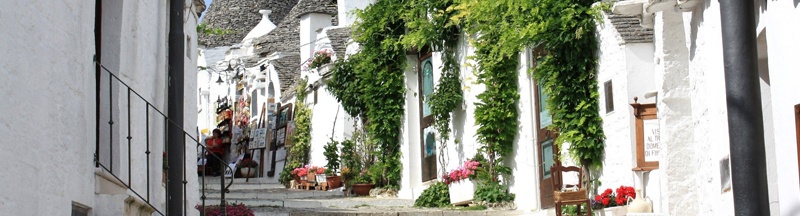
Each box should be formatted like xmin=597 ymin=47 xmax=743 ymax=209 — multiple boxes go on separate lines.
xmin=594 ymin=185 xmax=635 ymax=208
xmin=292 ymin=167 xmax=308 ymax=177
xmin=195 ymin=203 xmax=254 ymax=216
xmin=615 ymin=186 xmax=636 ymax=205
xmin=442 ymin=160 xmax=481 ymax=185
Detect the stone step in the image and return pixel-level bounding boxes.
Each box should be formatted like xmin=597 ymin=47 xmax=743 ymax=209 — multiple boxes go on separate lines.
xmin=200 ymin=179 xmax=286 ymax=190
xmin=201 ymin=188 xmax=344 ymax=200
xmin=246 ymin=206 xmax=524 ymax=216
xmin=204 ymin=197 xmax=415 ymax=209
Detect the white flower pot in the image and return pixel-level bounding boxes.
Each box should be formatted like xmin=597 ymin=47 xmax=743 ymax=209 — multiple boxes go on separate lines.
xmin=449 ymin=180 xmax=478 ymax=205
xmin=595 ymin=206 xmax=628 ymax=216
xmin=239 ymin=167 xmax=256 ymax=178
xmin=318 ymin=64 xmax=334 ymax=75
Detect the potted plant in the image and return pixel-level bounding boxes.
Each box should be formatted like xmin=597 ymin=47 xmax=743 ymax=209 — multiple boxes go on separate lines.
xmin=237 ymin=158 xmax=258 ymax=178
xmin=292 ymin=167 xmax=309 ymax=187
xmin=444 ymin=160 xmax=482 ymax=205
xmin=306 ymin=165 xmax=322 ymax=189
xmin=195 ymin=202 xmax=254 ymax=216
xmin=340 ymin=167 xmax=355 ymax=195
xmin=304 ymin=49 xmax=333 ymax=71
xmin=350 ymin=173 xmax=374 ymax=196
xmin=592 ymin=186 xmax=635 ymax=216
xmin=324 ymin=138 xmax=342 ymax=189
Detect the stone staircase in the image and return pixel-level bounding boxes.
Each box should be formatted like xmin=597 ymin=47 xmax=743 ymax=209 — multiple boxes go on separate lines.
xmin=200 ymin=178 xmax=415 ymax=208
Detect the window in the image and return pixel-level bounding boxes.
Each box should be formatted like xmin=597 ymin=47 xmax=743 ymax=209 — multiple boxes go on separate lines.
xmin=604 ymin=80 xmax=614 ymax=113
xmin=418 ymin=53 xmax=436 ymax=181
xmin=72 ymin=202 xmax=90 ymax=216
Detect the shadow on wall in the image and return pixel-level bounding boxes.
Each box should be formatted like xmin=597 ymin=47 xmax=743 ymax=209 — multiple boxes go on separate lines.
xmin=453 ymin=107 xmax=466 ymax=164
xmin=688 ymin=0 xmax=710 ymax=60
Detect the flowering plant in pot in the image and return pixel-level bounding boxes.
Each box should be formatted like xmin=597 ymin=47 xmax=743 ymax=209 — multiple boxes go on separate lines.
xmin=195 ymin=203 xmax=254 ymax=216
xmin=237 ymin=158 xmax=258 ymax=177
xmin=443 ymin=160 xmax=482 ymax=205
xmin=292 ymin=167 xmax=308 ymax=181
xmin=305 ymin=49 xmax=333 ymax=70
xmin=592 ymin=186 xmax=635 ymax=216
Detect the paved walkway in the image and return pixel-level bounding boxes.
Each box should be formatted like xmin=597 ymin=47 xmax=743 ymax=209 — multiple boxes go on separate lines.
xmin=200 ymin=178 xmax=523 ymax=216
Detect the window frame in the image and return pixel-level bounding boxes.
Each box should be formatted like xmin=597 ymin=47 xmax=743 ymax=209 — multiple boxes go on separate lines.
xmin=604 ymin=80 xmax=614 ymax=113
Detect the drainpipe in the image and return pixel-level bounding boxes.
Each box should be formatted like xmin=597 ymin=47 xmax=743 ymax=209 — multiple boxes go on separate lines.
xmin=719 ymin=1 xmax=770 ymax=215
xmin=167 ymin=0 xmax=185 ymax=215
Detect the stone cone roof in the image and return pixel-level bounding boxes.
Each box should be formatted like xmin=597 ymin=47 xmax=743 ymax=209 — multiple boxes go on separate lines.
xmin=253 ymin=0 xmax=338 ymax=57
xmin=199 ymin=0 xmax=298 ymax=47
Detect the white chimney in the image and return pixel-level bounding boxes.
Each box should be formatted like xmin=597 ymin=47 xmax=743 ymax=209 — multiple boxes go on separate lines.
xmin=300 ymin=11 xmax=332 ymax=62
xmin=243 ymin=10 xmax=277 ymax=42
xmin=338 ymin=0 xmax=373 ymax=27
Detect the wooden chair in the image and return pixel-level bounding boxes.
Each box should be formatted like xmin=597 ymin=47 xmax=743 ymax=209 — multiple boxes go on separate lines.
xmin=551 ymin=165 xmax=592 ymax=216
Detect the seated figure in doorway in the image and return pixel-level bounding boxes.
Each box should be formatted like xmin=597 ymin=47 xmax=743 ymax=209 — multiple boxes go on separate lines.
xmin=205 ymin=129 xmax=225 ymax=176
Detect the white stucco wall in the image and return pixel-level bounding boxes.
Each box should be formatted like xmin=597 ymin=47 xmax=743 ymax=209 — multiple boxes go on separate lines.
xmin=596 ymin=0 xmax=800 ymax=215
xmin=0 ymin=0 xmax=200 ymax=215
xmin=0 ymin=0 xmax=97 ymax=215
xmin=759 ymin=1 xmax=800 ymax=215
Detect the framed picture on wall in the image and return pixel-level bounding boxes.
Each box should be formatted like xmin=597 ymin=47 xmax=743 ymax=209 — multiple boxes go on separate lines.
xmin=276 ymin=128 xmax=286 ymax=147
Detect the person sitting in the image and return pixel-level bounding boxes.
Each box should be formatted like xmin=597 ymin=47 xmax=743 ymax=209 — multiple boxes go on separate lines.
xmin=205 ymin=129 xmax=225 ymax=176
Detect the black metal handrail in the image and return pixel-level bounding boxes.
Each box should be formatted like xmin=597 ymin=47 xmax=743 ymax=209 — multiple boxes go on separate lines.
xmin=94 ymin=58 xmax=234 ymax=216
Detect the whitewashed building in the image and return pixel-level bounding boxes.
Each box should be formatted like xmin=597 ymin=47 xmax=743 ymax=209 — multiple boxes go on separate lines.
xmin=594 ymin=0 xmax=800 ymax=215
xmin=196 ymin=0 xmax=800 ymax=215
xmin=0 ymin=0 xmax=205 ymax=215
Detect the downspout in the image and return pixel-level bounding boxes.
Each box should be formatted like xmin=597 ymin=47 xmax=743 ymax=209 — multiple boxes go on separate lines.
xmin=94 ymin=0 xmax=102 ymax=168
xmin=719 ymin=1 xmax=770 ymax=215
xmin=167 ymin=0 xmax=185 ymax=215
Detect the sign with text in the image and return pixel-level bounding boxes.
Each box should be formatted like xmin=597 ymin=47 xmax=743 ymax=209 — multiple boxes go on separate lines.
xmin=643 ymin=119 xmax=660 ymax=162
xmin=631 ymin=101 xmax=658 ymax=170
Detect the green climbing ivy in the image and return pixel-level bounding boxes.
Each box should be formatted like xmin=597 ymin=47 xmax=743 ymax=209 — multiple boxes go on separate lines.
xmin=286 ymin=79 xmax=313 ymax=173
xmin=327 ymin=1 xmax=408 ymax=188
xmin=401 ymin=0 xmax=464 ymax=172
xmin=328 ymin=0 xmax=606 ymax=190
xmin=451 ymin=0 xmax=607 ymax=171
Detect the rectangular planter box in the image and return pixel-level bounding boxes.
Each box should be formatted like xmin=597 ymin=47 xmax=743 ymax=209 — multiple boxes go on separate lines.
xmin=449 ymin=180 xmax=478 ymax=205
xmin=595 ymin=206 xmax=627 ymax=216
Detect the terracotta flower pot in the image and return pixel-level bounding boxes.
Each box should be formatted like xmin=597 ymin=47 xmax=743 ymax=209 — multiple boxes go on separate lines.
xmin=352 ymin=183 xmax=374 ymax=196
xmin=326 ymin=176 xmax=342 ymax=189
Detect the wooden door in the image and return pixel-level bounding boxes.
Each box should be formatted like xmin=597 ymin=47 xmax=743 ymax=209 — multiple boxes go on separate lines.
xmin=795 ymin=104 xmax=800 ymax=186
xmin=535 ymin=81 xmax=558 ymax=209
xmin=419 ymin=53 xmax=437 ymax=181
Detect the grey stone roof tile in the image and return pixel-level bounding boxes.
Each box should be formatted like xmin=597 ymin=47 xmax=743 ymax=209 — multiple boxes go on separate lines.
xmin=606 ymin=12 xmax=654 ymax=44
xmin=326 ymin=27 xmax=352 ymax=59
xmin=199 ymin=0 xmax=299 ymax=47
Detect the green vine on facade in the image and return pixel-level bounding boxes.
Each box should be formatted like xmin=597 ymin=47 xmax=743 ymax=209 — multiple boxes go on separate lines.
xmin=451 ymin=0 xmax=607 ymax=171
xmin=328 ymin=0 xmax=606 ymax=191
xmin=401 ymin=0 xmax=464 ymax=173
xmin=284 ymin=79 xmax=312 ymax=182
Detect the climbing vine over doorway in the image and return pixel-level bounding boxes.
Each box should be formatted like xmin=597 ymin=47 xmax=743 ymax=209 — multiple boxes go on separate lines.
xmin=328 ymin=0 xmax=608 ymax=189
